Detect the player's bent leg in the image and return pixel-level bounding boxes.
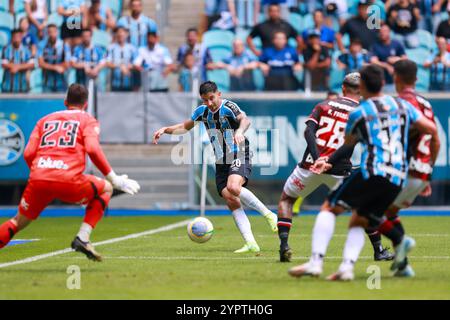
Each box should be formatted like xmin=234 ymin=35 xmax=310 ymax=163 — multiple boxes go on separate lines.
xmin=70 ymin=177 xmax=113 ymax=262
xmin=0 ymin=214 xmax=29 ymax=249
xmin=239 ymin=187 xmax=278 ymax=233
xmin=222 ymin=188 xmax=260 ymax=254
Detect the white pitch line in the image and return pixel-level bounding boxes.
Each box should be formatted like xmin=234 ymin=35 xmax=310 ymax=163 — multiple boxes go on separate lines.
xmin=0 ymin=219 xmax=190 ymax=269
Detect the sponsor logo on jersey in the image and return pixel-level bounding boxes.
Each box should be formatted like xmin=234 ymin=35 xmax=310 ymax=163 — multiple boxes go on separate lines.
xmin=37 ymin=157 xmax=69 ymax=170
xmin=409 ymin=158 xmax=433 ymax=174
xmin=327 ymin=101 xmax=355 ymax=112
xmin=20 ymin=198 xmax=29 ymax=211
xmin=0 ymin=119 xmax=25 ymax=166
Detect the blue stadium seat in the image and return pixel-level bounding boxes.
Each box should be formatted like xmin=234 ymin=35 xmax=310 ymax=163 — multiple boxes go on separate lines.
xmin=405 ymin=48 xmax=430 ymax=66
xmin=207 ymin=69 xmax=230 ymax=92
xmin=301 ymin=13 xmax=314 ymax=31
xmin=0 ymin=29 xmax=8 ymax=47
xmin=67 ymin=68 xmax=76 ymax=86
xmin=209 ymin=47 xmax=231 ymax=62
xmin=0 ymin=11 xmax=14 ymax=30
xmin=97 ymin=68 xmax=109 ymax=92
xmin=417 ymin=29 xmax=434 ymax=51
xmin=348 ymin=0 xmax=359 ymax=16
xmin=14 ymin=0 xmax=25 ymax=14
xmin=0 ymin=67 xmax=3 ymax=92
xmin=288 ymin=12 xmax=302 ymax=34
xmin=30 ymin=69 xmax=43 ymax=93
xmin=47 ymin=12 xmax=63 ymax=27
xmin=235 ymin=27 xmax=250 ymax=42
xmin=252 ymin=68 xmax=264 ymax=91
xmin=0 ymin=0 xmax=9 ymax=12
xmin=202 ymin=30 xmax=234 ymax=50
xmin=416 ymin=67 xmax=430 ymax=92
xmin=92 ymin=29 xmax=112 ymax=49
xmin=48 ymin=0 xmax=59 ymax=13
xmin=341 ymin=33 xmax=350 ymax=48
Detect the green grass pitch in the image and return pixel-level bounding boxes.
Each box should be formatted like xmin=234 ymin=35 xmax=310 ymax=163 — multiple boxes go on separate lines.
xmin=0 ymin=215 xmax=449 ymax=299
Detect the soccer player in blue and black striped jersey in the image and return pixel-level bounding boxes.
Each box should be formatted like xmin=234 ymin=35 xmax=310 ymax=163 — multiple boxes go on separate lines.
xmin=289 ymin=64 xmax=437 ymax=281
xmin=1 ymin=29 xmax=35 ymax=93
xmin=71 ymin=29 xmax=106 ymax=86
xmin=38 ymin=24 xmax=71 ymax=93
xmin=153 ymin=81 xmax=278 ymax=253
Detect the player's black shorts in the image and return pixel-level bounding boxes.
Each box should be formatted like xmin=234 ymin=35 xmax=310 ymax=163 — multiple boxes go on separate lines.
xmin=328 ymin=170 xmax=402 ymax=226
xmin=61 ymin=23 xmax=83 ymax=39
xmin=215 ymin=152 xmax=252 ymax=197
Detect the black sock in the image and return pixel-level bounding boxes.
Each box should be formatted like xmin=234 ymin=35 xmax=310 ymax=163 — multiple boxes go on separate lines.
xmin=366 ymin=230 xmax=383 ymax=252
xmin=388 ymin=216 xmax=405 ymax=236
xmin=278 ymin=218 xmax=292 ymax=250
xmin=379 ymin=220 xmax=403 ymax=247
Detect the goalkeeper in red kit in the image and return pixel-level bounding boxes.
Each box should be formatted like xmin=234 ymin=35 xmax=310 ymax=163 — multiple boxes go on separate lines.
xmin=0 ymin=84 xmax=140 ymax=261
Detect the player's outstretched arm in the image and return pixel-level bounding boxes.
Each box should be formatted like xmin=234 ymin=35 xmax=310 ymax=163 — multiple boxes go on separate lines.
xmin=85 ymin=136 xmax=140 ymax=195
xmin=153 ymin=119 xmax=195 ymax=144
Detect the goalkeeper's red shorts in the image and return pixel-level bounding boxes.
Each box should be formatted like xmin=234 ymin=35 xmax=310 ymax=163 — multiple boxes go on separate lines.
xmin=18 ymin=175 xmax=106 ymax=220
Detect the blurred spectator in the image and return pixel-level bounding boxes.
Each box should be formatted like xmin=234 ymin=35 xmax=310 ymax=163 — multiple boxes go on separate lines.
xmin=387 ymin=0 xmax=421 ymax=48
xmin=370 ymin=23 xmax=406 ymax=91
xmin=86 ymin=0 xmax=116 ymax=31
xmin=1 ymin=29 xmax=35 ymax=93
xmin=301 ymin=9 xmax=336 ymax=50
xmin=259 ymin=0 xmax=290 ymax=19
xmin=337 ymin=38 xmax=370 ymax=73
xmin=134 ymin=32 xmax=176 ymax=92
xmin=204 ymin=0 xmax=238 ymax=31
xmin=436 ymin=8 xmax=450 ymax=40
xmin=337 ymin=0 xmax=379 ymax=52
xmin=24 ymin=0 xmax=48 ymax=40
xmin=118 ymin=0 xmax=158 ymax=48
xmin=417 ymin=0 xmax=445 ymax=33
xmin=19 ymin=17 xmax=38 ymax=57
xmin=71 ymin=29 xmax=106 ymax=86
xmin=303 ymin=30 xmax=331 ymax=91
xmin=176 ymin=28 xmax=213 ymax=81
xmin=178 ymin=51 xmax=195 ymax=92
xmin=424 ymin=37 xmax=450 ymax=91
xmin=247 ymin=3 xmax=300 ymax=57
xmin=259 ymin=31 xmax=302 ymax=91
xmin=58 ymin=0 xmax=88 ymax=48
xmin=323 ymin=0 xmax=349 ymax=25
xmin=38 ymin=24 xmax=71 ymax=93
xmin=106 ymin=26 xmax=139 ymax=92
xmin=215 ymin=39 xmax=258 ymax=91
xmin=326 ymin=90 xmax=339 ymax=100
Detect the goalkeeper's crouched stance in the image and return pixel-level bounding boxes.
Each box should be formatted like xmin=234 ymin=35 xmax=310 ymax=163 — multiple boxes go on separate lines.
xmin=0 ymin=84 xmax=140 ymax=261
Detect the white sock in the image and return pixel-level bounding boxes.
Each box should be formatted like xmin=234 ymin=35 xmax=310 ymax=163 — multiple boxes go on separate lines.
xmin=340 ymin=226 xmax=365 ymax=272
xmin=77 ymin=222 xmax=93 ymax=243
xmin=239 ymin=187 xmax=272 ymax=217
xmin=311 ymin=210 xmax=336 ymax=263
xmin=232 ymin=207 xmax=256 ymax=244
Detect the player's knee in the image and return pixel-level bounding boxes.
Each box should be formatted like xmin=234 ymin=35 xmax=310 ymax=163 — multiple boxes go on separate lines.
xmin=321 ymin=201 xmax=344 ymax=216
xmin=226 ymin=183 xmax=241 ymax=198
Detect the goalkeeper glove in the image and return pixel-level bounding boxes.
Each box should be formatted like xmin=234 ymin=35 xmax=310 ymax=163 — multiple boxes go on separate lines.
xmin=106 ymin=171 xmax=141 ymax=195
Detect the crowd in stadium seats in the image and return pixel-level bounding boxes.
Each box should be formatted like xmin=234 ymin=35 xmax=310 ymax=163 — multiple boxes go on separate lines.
xmin=198 ymin=0 xmax=450 ymax=93
xmin=1 ymin=0 xmax=450 ymax=94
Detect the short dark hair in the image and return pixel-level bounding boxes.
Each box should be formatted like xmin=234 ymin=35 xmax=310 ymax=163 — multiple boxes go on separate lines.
xmin=11 ymin=29 xmax=22 ymax=36
xmin=66 ymin=84 xmax=89 ymax=106
xmin=393 ymin=59 xmax=417 ymax=85
xmin=114 ymin=26 xmax=128 ymax=33
xmin=147 ymin=31 xmax=157 ymax=37
xmin=327 ymin=91 xmax=338 ymax=97
xmin=47 ymin=23 xmax=57 ymax=29
xmin=199 ymin=81 xmax=218 ymax=96
xmin=350 ymin=38 xmax=362 ymax=46
xmin=359 ymin=64 xmax=385 ymax=94
xmin=186 ymin=28 xmax=198 ymax=36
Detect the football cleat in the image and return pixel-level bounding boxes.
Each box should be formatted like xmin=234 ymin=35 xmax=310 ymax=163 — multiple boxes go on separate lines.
xmin=71 ymin=236 xmax=102 ymax=262
xmin=279 ymin=247 xmax=293 ymax=262
xmin=391 ymin=236 xmax=416 ymax=272
xmin=288 ymin=261 xmax=322 ymax=278
xmin=264 ymin=212 xmax=278 ymax=233
xmin=374 ymin=247 xmax=395 ymax=261
xmin=234 ymin=242 xmax=260 ymax=254
xmin=326 ymin=269 xmax=354 ymax=281
xmin=393 ymin=264 xmax=415 ymax=278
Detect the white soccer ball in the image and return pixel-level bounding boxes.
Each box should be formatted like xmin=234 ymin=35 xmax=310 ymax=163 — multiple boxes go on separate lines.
xmin=187 ymin=217 xmax=214 ymax=243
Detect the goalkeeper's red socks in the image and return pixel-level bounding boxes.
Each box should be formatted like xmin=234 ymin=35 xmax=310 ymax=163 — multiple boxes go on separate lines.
xmin=0 ymin=219 xmax=18 ymax=249
xmin=78 ymin=193 xmax=111 ymax=243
